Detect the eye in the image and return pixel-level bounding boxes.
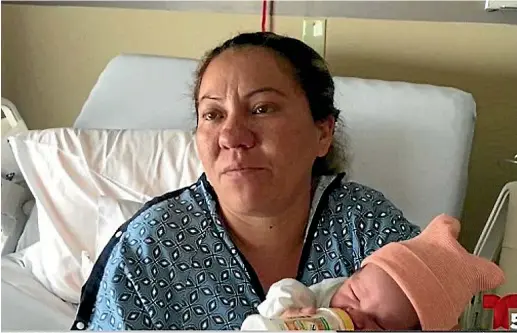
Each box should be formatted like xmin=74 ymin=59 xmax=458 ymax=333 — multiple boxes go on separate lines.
xmin=252 ymin=103 xmax=275 ymax=115
xmin=201 ymin=110 xmax=223 ymax=121
xmin=349 ymin=282 xmax=360 ymax=303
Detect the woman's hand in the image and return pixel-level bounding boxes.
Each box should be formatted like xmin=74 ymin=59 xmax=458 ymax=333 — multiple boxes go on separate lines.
xmin=280 ymin=307 xmax=317 ymax=319
xmin=280 ymin=306 xmax=385 ymax=331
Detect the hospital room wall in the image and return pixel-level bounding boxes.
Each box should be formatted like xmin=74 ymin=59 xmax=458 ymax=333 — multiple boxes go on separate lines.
xmin=1 ymin=4 xmax=516 ymax=251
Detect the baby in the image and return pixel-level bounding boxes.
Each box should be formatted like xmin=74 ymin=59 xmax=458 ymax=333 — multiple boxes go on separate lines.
xmin=251 ymin=214 xmax=505 ymax=330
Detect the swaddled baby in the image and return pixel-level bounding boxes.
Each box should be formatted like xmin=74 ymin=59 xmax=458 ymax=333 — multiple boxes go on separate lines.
xmin=249 ymin=214 xmax=505 ymax=330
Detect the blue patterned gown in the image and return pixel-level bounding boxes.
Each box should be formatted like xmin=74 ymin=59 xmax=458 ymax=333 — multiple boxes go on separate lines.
xmin=72 ymin=172 xmax=420 ymax=330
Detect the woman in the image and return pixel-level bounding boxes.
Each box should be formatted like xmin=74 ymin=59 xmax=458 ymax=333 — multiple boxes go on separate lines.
xmin=72 ymin=32 xmax=421 ymax=331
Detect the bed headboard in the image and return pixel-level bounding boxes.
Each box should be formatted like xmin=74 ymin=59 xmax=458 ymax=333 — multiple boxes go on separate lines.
xmin=74 ymin=53 xmax=476 ymax=228
xmin=75 ymin=54 xmax=198 ymax=131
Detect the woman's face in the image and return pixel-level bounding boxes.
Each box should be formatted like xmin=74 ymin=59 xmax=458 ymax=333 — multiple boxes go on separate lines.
xmin=195 ymin=47 xmax=334 ymax=216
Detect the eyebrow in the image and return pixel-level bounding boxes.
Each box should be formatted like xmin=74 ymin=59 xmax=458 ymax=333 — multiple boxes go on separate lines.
xmin=244 ymin=87 xmax=286 ymax=98
xmin=199 ymin=87 xmax=286 ymax=102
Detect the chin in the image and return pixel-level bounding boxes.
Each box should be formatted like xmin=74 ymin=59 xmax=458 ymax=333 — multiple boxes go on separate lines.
xmin=219 ymin=170 xmax=270 ymax=191
xmin=221 ymin=184 xmax=273 ymax=214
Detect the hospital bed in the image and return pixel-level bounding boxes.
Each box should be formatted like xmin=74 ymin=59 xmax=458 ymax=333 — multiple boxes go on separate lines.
xmin=1 ymin=98 xmax=33 ymax=256
xmin=1 ymin=53 xmax=480 ymax=330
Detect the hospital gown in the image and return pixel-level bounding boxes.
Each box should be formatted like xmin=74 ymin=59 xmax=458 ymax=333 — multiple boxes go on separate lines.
xmin=72 ymin=172 xmax=420 ymax=330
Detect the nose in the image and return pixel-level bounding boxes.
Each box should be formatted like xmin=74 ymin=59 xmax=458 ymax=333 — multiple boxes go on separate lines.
xmin=218 ymin=112 xmax=256 ymax=150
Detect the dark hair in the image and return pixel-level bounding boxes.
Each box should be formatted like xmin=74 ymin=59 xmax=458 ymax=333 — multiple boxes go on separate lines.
xmin=192 ymin=31 xmax=348 ymax=176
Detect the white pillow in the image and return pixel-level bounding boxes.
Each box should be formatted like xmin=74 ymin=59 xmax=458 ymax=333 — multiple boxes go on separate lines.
xmin=95 ymin=196 xmax=143 ymax=261
xmin=15 ymin=202 xmax=39 ymax=252
xmin=8 ymin=128 xmax=203 ymax=303
xmin=82 ymin=196 xmax=144 ymax=278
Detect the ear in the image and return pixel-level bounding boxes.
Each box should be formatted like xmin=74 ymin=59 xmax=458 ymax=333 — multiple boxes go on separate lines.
xmin=315 ymin=116 xmax=335 ymax=157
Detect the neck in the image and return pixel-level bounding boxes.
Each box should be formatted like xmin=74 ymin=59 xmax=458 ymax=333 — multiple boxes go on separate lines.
xmin=220 ymin=187 xmax=313 ymax=254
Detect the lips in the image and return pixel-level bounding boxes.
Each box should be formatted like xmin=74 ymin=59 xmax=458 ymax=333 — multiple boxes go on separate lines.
xmin=221 ymin=165 xmax=266 ymax=175
xmin=222 ymin=166 xmax=265 ymax=173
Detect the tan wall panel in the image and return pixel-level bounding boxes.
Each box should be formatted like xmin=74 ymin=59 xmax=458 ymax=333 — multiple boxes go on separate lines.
xmin=325 ymin=18 xmax=517 ymax=251
xmin=1 ymin=4 xmax=302 ymax=129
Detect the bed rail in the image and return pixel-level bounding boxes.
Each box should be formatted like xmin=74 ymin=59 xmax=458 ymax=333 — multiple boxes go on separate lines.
xmin=1 ymin=98 xmax=27 ymax=137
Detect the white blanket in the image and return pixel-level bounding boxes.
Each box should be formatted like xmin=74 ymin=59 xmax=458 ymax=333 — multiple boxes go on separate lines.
xmin=256 ymin=278 xmax=346 ymax=318
xmin=1 ymin=249 xmax=77 ymax=331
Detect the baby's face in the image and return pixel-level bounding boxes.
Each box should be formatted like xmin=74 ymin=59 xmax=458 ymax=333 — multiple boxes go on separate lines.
xmin=330 ymin=264 xmax=419 ymax=330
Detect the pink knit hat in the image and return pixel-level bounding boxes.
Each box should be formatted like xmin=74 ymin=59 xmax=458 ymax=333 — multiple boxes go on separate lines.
xmin=361 ymin=214 xmax=506 ymax=330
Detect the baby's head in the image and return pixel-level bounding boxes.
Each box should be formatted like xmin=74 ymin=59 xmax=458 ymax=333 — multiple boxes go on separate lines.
xmin=331 ymin=214 xmax=505 ymax=330
xmin=331 ymin=264 xmax=420 ymax=330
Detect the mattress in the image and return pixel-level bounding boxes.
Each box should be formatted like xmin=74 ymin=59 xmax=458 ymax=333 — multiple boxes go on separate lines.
xmin=1 ymin=249 xmax=77 ymax=331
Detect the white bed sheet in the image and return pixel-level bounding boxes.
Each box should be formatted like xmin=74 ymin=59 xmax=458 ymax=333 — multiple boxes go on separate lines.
xmin=1 ymin=248 xmax=77 ymax=331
